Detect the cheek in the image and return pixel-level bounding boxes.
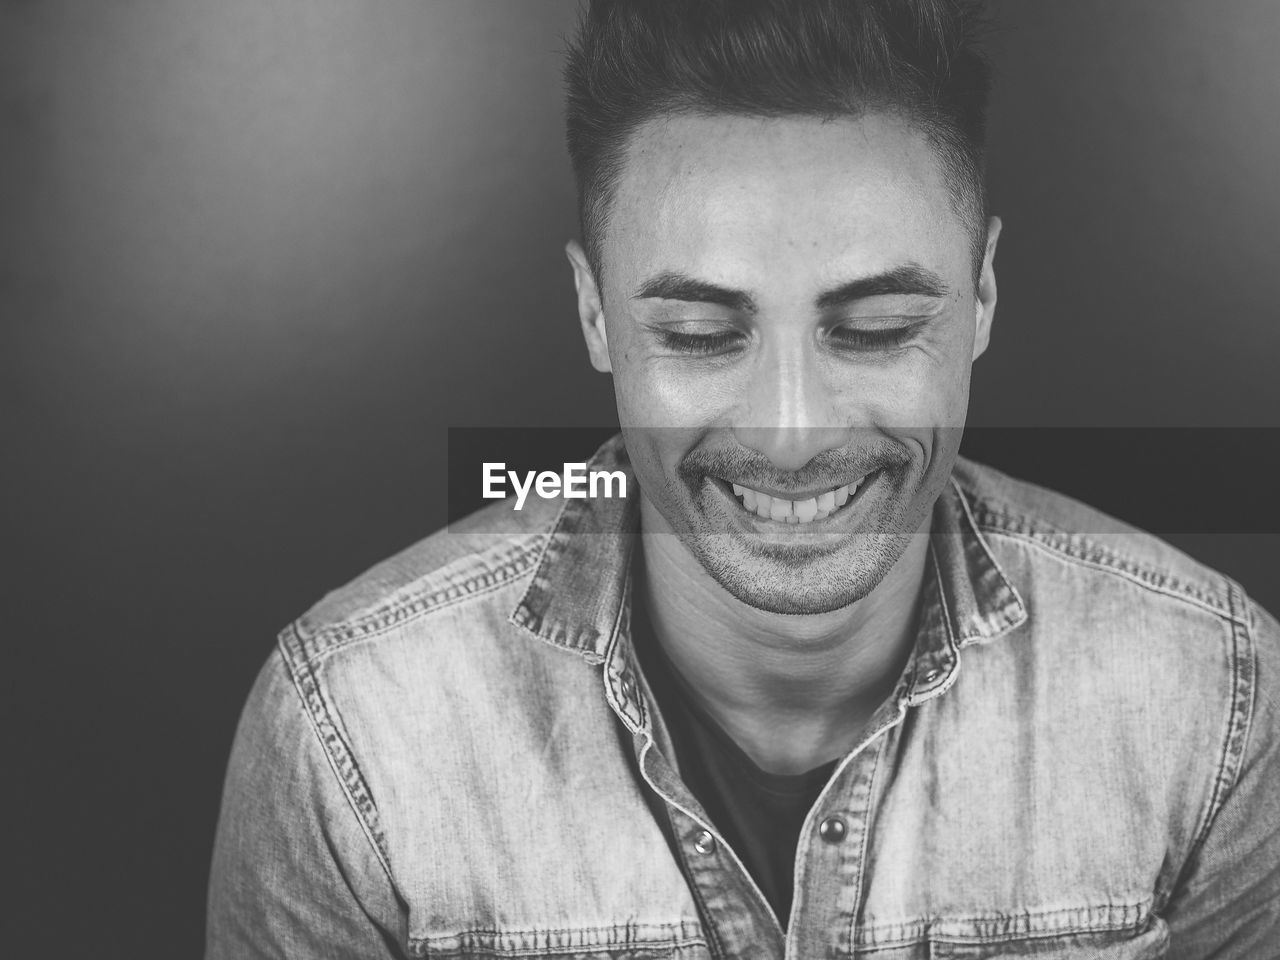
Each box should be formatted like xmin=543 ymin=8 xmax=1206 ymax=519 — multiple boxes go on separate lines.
xmin=615 ymin=359 xmax=740 ymax=428
xmin=621 ymin=425 xmax=683 ymax=504
xmin=824 ymin=353 xmax=970 ymax=429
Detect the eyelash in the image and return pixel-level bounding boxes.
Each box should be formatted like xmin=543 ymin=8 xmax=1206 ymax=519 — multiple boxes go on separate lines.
xmin=828 ymin=326 xmax=917 ymax=350
xmin=657 ymin=330 xmax=743 ymax=355
xmin=656 ymin=326 xmax=916 ymax=356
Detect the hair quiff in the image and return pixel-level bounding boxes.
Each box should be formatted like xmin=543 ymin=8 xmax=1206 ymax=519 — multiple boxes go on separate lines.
xmin=563 ymin=0 xmax=994 ymax=281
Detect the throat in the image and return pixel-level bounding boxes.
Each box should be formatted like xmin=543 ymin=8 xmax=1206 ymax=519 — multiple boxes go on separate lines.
xmin=632 ymin=527 xmax=929 ymax=772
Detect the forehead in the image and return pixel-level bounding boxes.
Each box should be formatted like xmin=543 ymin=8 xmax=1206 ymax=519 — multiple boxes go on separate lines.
xmin=605 ymin=111 xmax=969 ymax=289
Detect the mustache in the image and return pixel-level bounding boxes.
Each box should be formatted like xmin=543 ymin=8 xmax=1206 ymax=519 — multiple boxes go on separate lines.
xmin=676 ymin=438 xmax=909 ymax=491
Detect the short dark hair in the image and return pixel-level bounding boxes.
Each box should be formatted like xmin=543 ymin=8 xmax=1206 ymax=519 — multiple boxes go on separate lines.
xmin=564 ymin=0 xmax=994 ymax=283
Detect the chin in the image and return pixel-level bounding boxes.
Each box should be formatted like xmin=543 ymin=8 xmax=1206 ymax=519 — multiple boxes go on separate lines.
xmin=684 ymin=530 xmax=917 ymax=616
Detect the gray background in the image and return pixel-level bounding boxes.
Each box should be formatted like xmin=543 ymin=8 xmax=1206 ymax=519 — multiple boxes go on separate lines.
xmin=4 ymin=1 xmax=1278 ymax=954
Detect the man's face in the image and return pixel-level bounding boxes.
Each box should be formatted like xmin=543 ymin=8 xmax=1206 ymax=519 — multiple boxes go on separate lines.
xmin=569 ymin=111 xmax=1000 ymax=615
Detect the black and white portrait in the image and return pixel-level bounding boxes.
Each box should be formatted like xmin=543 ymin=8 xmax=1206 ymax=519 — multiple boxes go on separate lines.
xmin=6 ymin=2 xmax=1279 ymax=958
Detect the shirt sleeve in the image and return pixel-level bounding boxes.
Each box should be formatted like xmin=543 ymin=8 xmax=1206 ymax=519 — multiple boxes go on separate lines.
xmin=1164 ymin=599 xmax=1280 ymax=960
xmin=205 ymin=649 xmax=407 ymax=960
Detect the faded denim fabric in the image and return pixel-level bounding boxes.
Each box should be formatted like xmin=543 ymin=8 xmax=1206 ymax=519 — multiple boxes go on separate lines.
xmin=207 ymin=436 xmax=1280 ymax=959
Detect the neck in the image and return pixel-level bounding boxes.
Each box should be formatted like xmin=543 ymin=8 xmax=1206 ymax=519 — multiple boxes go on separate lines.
xmin=637 ymin=503 xmax=930 ymax=774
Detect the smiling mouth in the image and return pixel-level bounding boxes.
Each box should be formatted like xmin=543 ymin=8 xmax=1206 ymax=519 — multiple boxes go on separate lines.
xmin=717 ymin=474 xmax=874 ymax=524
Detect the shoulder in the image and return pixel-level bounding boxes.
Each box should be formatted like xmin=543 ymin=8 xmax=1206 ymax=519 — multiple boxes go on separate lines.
xmin=243 ymin=494 xmax=574 ymax=782
xmin=953 ymin=455 xmax=1280 ymax=812
xmin=1248 ymin=600 xmax=1280 ymax=741
xmin=282 ymin=493 xmax=563 ymax=666
xmin=951 ymin=455 xmax=1243 ymax=621
xmin=950 ymin=456 xmax=1276 ymax=759
xmin=224 ymin=496 xmax=597 ymax=909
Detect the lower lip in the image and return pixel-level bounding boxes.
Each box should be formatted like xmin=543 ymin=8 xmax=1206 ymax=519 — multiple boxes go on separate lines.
xmin=710 ymin=472 xmax=879 ymax=528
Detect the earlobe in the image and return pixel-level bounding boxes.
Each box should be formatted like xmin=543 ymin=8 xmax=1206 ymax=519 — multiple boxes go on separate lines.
xmin=972 ymin=215 xmax=1002 ymax=361
xmin=565 ymin=240 xmax=612 ymax=373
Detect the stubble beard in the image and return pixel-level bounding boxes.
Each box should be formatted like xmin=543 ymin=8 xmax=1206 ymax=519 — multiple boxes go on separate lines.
xmin=677 ymin=527 xmax=919 ymax=615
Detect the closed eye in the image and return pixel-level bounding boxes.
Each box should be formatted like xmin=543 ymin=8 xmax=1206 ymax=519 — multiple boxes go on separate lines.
xmin=655 ymin=329 xmax=746 ymax=356
xmin=827 ymin=323 xmax=920 ymax=351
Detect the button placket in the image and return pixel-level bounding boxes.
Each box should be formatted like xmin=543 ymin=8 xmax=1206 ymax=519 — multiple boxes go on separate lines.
xmin=818 ymin=817 xmax=847 ymax=843
xmin=789 ymin=734 xmax=896 ymax=958
xmin=662 ymin=803 xmax=785 ymax=960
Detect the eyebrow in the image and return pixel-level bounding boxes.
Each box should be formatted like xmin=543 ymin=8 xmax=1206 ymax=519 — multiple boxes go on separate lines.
xmin=633 ymin=273 xmax=756 ymax=312
xmin=814 ymin=264 xmax=950 ymax=309
xmin=632 ymin=263 xmax=950 ymax=314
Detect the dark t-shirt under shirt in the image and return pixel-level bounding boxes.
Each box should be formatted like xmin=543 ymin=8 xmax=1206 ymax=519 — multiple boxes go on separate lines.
xmin=632 ymin=602 xmax=839 ymax=927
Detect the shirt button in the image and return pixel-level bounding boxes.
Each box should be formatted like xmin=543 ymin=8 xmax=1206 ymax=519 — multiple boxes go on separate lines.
xmin=693 ymin=830 xmax=716 ymax=855
xmin=818 ymin=817 xmax=847 ymax=844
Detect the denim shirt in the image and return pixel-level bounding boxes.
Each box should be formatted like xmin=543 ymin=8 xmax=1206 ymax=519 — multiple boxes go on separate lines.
xmin=206 ymin=436 xmax=1280 ymax=959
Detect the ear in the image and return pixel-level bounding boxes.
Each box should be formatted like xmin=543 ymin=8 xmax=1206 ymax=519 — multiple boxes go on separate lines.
xmin=565 ymin=240 xmax=612 ymax=373
xmin=972 ymin=215 xmax=1002 ymax=361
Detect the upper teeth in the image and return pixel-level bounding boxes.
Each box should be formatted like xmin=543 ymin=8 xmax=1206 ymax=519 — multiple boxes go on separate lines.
xmin=729 ymin=479 xmax=861 ymax=524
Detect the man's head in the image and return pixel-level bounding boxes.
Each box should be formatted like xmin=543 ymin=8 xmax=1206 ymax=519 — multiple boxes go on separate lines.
xmin=563 ymin=0 xmax=1002 ymax=615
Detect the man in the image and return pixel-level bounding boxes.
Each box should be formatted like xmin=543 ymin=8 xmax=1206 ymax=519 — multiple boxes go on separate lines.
xmin=207 ymin=1 xmax=1279 ymax=957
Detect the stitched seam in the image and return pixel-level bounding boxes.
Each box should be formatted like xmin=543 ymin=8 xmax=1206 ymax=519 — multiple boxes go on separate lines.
xmin=508 ymin=494 xmax=576 ymax=640
xmin=934 ymin=554 xmax=957 ymax=653
xmin=301 ymin=538 xmax=546 ymax=667
xmin=604 ymin=543 xmax=645 ymax=730
xmin=980 ymin=528 xmax=1240 ymax=624
xmin=276 ymin=627 xmax=398 ymax=890
xmin=1155 ymin=605 xmax=1239 ymax=913
xmin=681 ymin=863 xmax=728 ymax=960
xmin=978 ymin=516 xmax=1231 ymax=613
xmin=411 ymin=941 xmax=711 ymax=959
xmin=950 ymin=478 xmax=1029 ymax=636
xmin=847 ymin=737 xmax=887 ymax=955
xmin=408 ymin=923 xmax=710 ymax=953
xmin=412 ymin=939 xmax=710 ymax=959
xmin=330 ymin=537 xmax=543 ymax=633
xmin=912 ymin=559 xmax=964 ymax=703
xmin=862 ymin=920 xmax=1143 ymax=951
xmin=1191 ymin=580 xmax=1256 ymax=854
xmin=923 ymin=919 xmax=1144 ymax=946
xmin=309 ymin=560 xmax=538 ymax=666
xmin=414 ymin=928 xmax=707 ymax=941
xmin=956 ymin=485 xmax=1233 ymax=614
xmin=650 ymin=768 xmax=730 ymax=960
xmin=857 ymin=899 xmax=1152 ymax=947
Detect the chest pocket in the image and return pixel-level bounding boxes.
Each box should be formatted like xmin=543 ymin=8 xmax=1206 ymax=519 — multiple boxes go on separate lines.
xmin=424 ymin=951 xmax=713 ymax=960
xmin=928 ymin=916 xmax=1169 ymax=959
xmin=405 ymin=930 xmax=715 ymax=960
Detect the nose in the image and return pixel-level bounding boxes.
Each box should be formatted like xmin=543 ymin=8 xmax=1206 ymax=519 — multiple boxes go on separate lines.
xmin=734 ymin=347 xmax=847 ymax=472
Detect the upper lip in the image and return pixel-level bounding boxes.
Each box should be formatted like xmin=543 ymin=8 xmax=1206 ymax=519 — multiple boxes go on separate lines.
xmin=716 ymin=473 xmax=874 ymax=501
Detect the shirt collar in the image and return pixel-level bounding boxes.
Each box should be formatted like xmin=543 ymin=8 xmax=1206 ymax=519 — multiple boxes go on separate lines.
xmin=509 ymin=437 xmax=1027 ymax=715
xmin=905 ymin=473 xmax=1028 ymax=705
xmin=508 ymin=433 xmax=639 ymax=665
